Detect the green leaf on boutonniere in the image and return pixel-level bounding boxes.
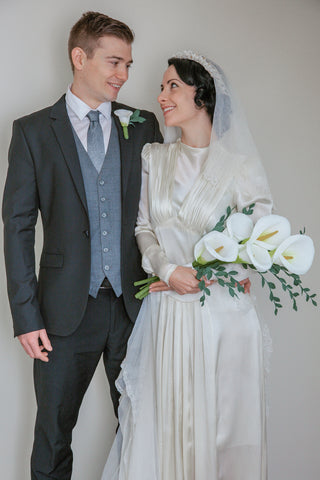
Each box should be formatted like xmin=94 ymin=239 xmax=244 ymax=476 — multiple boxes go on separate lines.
xmin=129 ymin=109 xmax=146 ymax=126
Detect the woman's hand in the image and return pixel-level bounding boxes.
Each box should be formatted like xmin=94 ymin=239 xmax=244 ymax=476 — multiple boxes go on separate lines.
xmin=149 ymin=280 xmax=172 ymax=293
xmin=239 ymin=277 xmax=251 ymax=294
xmin=168 ymin=266 xmax=214 ymax=295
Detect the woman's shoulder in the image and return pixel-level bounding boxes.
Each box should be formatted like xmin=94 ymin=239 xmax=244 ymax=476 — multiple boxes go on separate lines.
xmin=142 ymin=141 xmax=173 ymax=157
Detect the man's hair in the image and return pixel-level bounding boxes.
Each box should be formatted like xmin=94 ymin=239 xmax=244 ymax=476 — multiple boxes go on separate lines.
xmin=68 ymin=11 xmax=134 ymax=71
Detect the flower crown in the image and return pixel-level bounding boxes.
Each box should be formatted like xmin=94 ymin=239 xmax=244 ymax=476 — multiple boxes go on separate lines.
xmin=172 ymin=50 xmax=228 ymax=94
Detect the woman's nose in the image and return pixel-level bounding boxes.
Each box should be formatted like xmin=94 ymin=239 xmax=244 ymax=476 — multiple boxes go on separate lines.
xmin=157 ymin=90 xmax=166 ymax=104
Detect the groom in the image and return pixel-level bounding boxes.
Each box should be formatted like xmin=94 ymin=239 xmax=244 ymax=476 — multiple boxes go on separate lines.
xmin=2 ymin=11 xmax=162 ymax=479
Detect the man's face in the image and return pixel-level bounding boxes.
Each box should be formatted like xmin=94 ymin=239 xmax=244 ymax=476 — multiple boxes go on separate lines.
xmin=73 ymin=35 xmax=133 ymax=107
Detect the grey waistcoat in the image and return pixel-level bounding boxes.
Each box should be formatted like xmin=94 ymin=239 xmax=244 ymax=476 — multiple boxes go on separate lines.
xmin=72 ymin=118 xmax=122 ymax=297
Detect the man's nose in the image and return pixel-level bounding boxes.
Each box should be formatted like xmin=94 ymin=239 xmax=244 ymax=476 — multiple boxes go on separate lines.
xmin=116 ymin=65 xmax=129 ymax=82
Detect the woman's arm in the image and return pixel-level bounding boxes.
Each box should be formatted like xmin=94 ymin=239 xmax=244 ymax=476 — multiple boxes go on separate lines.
xmin=135 ymin=144 xmax=212 ymax=295
xmin=135 ymin=144 xmax=178 ymax=285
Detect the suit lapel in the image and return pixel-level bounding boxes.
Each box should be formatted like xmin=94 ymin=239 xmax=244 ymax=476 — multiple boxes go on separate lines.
xmin=50 ymin=96 xmax=88 ymax=215
xmin=112 ymin=102 xmax=135 ymax=202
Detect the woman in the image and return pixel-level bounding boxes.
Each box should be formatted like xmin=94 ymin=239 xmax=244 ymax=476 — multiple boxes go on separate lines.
xmin=102 ymin=51 xmax=273 ymax=480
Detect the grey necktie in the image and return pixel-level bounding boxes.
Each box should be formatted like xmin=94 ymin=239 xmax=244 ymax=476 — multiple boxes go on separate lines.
xmin=86 ymin=110 xmax=105 ymax=172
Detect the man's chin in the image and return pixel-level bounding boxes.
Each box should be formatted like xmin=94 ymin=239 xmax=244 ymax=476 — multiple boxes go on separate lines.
xmin=107 ymin=88 xmax=121 ymax=102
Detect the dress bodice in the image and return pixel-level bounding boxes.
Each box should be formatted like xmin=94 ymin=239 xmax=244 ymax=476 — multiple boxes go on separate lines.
xmin=135 ymin=140 xmax=273 ymax=283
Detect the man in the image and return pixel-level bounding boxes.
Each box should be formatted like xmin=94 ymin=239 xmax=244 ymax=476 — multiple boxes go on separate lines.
xmin=2 ymin=11 xmax=162 ymax=479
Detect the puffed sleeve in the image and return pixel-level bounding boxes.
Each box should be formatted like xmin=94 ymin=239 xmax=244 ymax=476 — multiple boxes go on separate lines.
xmin=135 ymin=144 xmax=177 ymax=284
xmin=223 ymin=154 xmax=274 ymax=282
xmin=234 ymin=154 xmax=273 ymax=222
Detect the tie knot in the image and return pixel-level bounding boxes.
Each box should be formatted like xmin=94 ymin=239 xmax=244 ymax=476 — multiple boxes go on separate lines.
xmin=87 ymin=110 xmax=100 ymax=123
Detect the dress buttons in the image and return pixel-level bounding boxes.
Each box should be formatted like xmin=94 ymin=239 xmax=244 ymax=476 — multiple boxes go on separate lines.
xmin=103 ymin=247 xmax=109 ymax=253
xmin=104 ymin=265 xmax=110 ymax=271
xmin=99 ymin=180 xmax=105 ymax=186
xmin=101 ymin=212 xmax=107 ymax=218
xmin=102 ymin=231 xmax=108 ymax=236
xmin=101 ymin=197 xmax=106 ymax=202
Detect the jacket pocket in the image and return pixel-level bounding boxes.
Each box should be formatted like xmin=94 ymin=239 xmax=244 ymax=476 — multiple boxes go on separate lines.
xmin=40 ymin=252 xmax=64 ymax=268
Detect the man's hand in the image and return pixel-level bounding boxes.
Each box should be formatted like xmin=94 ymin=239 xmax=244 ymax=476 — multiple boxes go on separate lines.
xmin=18 ymin=329 xmax=53 ymax=362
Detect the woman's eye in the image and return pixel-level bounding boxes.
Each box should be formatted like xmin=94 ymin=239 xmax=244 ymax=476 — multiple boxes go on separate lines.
xmin=170 ymin=82 xmax=178 ymax=89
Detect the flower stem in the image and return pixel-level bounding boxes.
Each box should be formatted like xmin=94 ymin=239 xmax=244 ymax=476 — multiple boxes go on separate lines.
xmin=123 ymin=125 xmax=129 ymax=139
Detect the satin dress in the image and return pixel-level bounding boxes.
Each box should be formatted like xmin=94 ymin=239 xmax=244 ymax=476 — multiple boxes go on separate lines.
xmin=102 ymin=139 xmax=273 ymax=480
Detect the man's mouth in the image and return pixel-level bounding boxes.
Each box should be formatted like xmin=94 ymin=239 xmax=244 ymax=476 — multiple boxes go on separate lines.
xmin=109 ymin=82 xmax=122 ymax=90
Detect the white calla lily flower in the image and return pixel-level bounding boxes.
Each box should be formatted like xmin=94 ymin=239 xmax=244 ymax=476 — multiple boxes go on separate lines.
xmin=226 ymin=213 xmax=253 ymax=242
xmin=114 ymin=109 xmax=133 ymax=126
xmin=237 ymin=244 xmax=251 ymax=264
xmin=246 ymin=243 xmax=273 ymax=271
xmin=194 ymin=231 xmax=239 ymax=264
xmin=249 ymin=214 xmax=291 ymax=250
xmin=273 ymin=234 xmax=315 ymax=274
xmin=114 ymin=109 xmax=133 ymax=139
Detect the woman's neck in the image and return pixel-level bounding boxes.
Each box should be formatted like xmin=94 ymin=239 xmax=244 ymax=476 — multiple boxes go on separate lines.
xmin=180 ymin=116 xmax=212 ymax=148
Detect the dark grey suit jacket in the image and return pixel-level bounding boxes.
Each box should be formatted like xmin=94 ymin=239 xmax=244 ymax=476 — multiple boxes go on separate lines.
xmin=2 ymin=95 xmax=162 ymax=337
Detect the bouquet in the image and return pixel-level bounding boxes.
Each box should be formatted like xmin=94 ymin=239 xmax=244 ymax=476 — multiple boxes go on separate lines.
xmin=134 ymin=204 xmax=317 ymax=315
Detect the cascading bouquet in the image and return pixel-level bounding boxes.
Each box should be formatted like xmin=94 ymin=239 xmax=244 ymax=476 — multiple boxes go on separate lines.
xmin=134 ymin=204 xmax=317 ymax=314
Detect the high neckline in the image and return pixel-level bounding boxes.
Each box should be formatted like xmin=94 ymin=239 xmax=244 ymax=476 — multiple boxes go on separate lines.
xmin=179 ymin=138 xmax=210 ymax=151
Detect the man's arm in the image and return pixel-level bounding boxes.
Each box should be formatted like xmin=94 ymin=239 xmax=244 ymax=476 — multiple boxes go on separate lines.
xmin=152 ymin=113 xmax=163 ymax=144
xmin=2 ymin=120 xmax=52 ymax=361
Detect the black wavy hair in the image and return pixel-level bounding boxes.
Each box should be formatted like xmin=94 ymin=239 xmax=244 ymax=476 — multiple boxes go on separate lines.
xmin=168 ymin=57 xmax=216 ymax=123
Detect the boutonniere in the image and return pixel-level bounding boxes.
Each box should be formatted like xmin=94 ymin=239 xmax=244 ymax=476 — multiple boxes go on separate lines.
xmin=114 ymin=109 xmax=146 ymax=139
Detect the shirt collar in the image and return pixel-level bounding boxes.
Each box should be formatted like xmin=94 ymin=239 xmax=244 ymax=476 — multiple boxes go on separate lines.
xmin=66 ymin=85 xmax=112 ymax=121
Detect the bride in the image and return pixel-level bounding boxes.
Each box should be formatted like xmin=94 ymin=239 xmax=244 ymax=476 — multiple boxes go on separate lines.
xmin=102 ymin=51 xmax=273 ymax=480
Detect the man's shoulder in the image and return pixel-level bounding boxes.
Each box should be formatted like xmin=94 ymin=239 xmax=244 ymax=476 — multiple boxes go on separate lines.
xmin=15 ymin=95 xmax=66 ymax=128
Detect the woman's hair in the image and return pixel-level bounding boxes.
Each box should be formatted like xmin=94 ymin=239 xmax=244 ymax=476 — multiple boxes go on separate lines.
xmin=68 ymin=11 xmax=134 ymax=72
xmin=168 ymin=57 xmax=216 ymax=123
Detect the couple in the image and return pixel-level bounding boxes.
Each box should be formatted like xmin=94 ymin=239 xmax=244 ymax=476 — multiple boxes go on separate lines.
xmin=3 ymin=10 xmax=272 ymax=480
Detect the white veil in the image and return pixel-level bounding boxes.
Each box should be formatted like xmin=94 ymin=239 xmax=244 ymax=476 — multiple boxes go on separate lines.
xmin=163 ymin=50 xmax=272 ymax=226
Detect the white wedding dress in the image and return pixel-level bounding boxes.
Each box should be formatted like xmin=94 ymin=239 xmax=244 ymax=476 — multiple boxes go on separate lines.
xmin=102 ymin=139 xmax=273 ymax=480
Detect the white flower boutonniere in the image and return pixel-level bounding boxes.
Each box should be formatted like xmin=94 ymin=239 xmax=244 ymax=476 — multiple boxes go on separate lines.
xmin=114 ymin=109 xmax=146 ymax=139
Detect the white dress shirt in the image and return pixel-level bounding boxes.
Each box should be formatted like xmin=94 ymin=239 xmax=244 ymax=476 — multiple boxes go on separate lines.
xmin=65 ymin=86 xmax=112 ymax=153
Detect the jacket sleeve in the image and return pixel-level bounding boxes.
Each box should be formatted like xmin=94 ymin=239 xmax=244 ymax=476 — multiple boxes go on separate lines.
xmin=135 ymin=144 xmax=177 ymax=284
xmin=152 ymin=113 xmax=163 ymax=144
xmin=2 ymin=120 xmax=44 ymax=336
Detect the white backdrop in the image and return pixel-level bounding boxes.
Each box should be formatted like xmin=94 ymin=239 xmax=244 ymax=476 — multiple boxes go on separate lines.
xmin=0 ymin=0 xmax=319 ymax=479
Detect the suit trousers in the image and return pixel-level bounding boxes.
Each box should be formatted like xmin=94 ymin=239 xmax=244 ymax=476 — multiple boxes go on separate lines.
xmin=31 ymin=289 xmax=133 ymax=480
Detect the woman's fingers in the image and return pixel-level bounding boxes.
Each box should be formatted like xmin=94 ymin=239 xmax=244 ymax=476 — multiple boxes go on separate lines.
xmin=149 ymin=280 xmax=171 ymax=292
xmin=239 ymin=278 xmax=251 ymax=294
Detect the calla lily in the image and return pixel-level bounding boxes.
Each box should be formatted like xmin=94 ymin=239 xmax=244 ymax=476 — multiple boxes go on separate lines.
xmin=248 ymin=214 xmax=291 ymax=250
xmin=237 ymin=244 xmax=251 ymax=264
xmin=114 ymin=109 xmax=133 ymax=139
xmin=226 ymin=213 xmax=253 ymax=242
xmin=273 ymin=234 xmax=315 ymax=274
xmin=246 ymin=243 xmax=273 ymax=271
xmin=194 ymin=231 xmax=239 ymax=264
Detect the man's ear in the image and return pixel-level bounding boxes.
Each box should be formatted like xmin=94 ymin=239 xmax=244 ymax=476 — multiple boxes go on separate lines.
xmin=71 ymin=47 xmax=86 ymax=71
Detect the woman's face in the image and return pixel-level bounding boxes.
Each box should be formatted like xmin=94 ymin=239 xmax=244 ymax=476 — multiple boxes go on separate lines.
xmin=158 ymin=65 xmax=202 ymax=128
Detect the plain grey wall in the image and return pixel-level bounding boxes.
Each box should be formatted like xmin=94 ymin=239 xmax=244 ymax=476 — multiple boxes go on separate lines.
xmin=1 ymin=0 xmax=319 ymax=479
